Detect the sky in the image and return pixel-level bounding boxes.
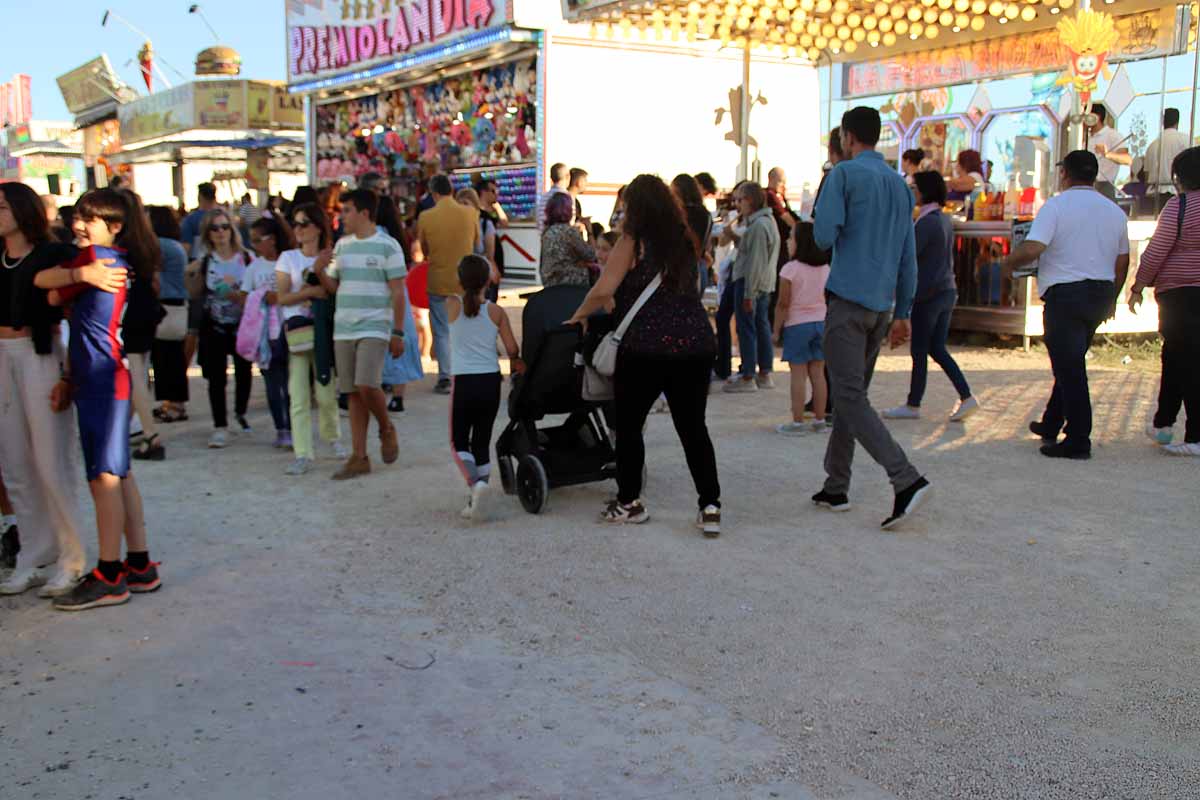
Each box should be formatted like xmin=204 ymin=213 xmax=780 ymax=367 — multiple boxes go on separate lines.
xmin=0 ymin=0 xmax=287 ymax=122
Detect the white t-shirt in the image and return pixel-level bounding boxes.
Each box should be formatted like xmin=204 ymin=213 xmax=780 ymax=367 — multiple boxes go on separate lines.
xmin=1026 ymin=186 xmax=1130 ymax=297
xmin=240 ymin=257 xmax=278 ymax=293
xmin=275 ymin=248 xmax=317 ymax=321
xmin=1089 ymin=126 xmax=1125 ymax=185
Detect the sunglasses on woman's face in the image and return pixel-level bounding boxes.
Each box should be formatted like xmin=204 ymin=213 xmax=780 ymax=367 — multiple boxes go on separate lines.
xmin=292 ymin=218 xmax=312 ymax=228
xmin=211 ymin=223 xmax=232 ymax=232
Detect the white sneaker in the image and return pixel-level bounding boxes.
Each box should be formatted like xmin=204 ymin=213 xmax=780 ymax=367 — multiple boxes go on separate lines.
xmin=723 ymin=377 xmax=758 ymax=394
xmin=37 ymin=568 xmax=82 ymax=598
xmin=460 ymin=493 xmax=474 ymax=519
xmin=330 ymin=440 xmax=349 ymax=460
xmin=755 ymin=372 xmax=775 ymax=389
xmin=882 ymin=405 xmax=921 ymax=420
xmin=1146 ymin=424 xmax=1174 ymax=445
xmin=776 ymin=421 xmax=809 ymax=435
xmin=1163 ymin=442 xmax=1200 ymax=457
xmin=285 ymin=457 xmax=313 ymax=475
xmin=809 ymin=420 xmax=830 ymax=434
xmin=470 ymin=480 xmax=492 ymax=520
xmin=652 ymin=395 xmax=669 ymax=413
xmin=208 ymin=428 xmax=229 ymax=449
xmin=0 ymin=567 xmax=47 ymax=595
xmin=949 ymin=396 xmax=980 ymax=422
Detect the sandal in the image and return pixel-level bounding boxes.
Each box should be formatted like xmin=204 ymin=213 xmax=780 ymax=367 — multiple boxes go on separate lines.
xmin=132 ymin=434 xmax=166 ymax=461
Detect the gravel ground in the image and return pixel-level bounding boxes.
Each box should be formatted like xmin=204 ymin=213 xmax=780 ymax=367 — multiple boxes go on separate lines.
xmin=2 ymin=324 xmax=1197 ymax=799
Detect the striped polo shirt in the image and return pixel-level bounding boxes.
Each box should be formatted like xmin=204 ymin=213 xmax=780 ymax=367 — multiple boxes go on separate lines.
xmin=328 ymin=229 xmax=407 ymax=341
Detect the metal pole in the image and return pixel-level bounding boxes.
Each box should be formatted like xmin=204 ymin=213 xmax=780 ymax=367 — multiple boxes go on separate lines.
xmin=826 ymin=50 xmax=834 ymax=140
xmin=740 ymin=42 xmax=751 ymax=182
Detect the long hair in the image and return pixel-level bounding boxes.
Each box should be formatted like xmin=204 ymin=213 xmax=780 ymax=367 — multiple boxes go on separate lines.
xmin=375 ymin=194 xmax=404 ymax=242
xmin=957 ymin=149 xmax=984 ymax=177
xmin=670 ymin=173 xmax=704 ymax=208
xmin=457 ymin=254 xmax=490 ymax=318
xmin=622 ymin=174 xmax=698 ymax=295
xmin=250 ymin=215 xmax=296 ymax=257
xmin=75 ymin=188 xmax=160 ymax=281
xmin=790 ymin=222 xmax=831 ymax=267
xmin=0 ymin=182 xmax=50 ymax=245
xmin=289 ymin=202 xmax=332 ymax=250
xmin=200 ymin=207 xmax=245 ymax=254
xmin=147 ymin=205 xmax=181 ymax=240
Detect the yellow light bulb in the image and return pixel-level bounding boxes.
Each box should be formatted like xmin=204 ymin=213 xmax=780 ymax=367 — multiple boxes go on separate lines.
xmin=971 ymin=0 xmax=986 ymax=12
xmin=785 ymin=30 xmax=798 ymax=42
xmin=758 ymin=5 xmax=772 ymax=18
xmin=821 ymin=22 xmax=836 ymax=35
xmin=783 ymin=0 xmax=797 ymax=8
xmin=831 ymin=10 xmax=845 ymax=24
xmin=864 ymin=14 xmax=878 ymax=28
xmin=895 ymin=17 xmax=909 ymax=32
xmin=852 ymin=26 xmax=866 ymax=39
xmin=955 ymin=12 xmax=969 ymax=26
xmin=834 ymin=0 xmax=850 ymax=11
xmin=867 ymin=28 xmax=881 ymax=42
xmin=908 ymin=6 xmax=923 ymax=20
xmin=926 ymin=22 xmax=939 ymax=36
xmin=939 ymin=10 xmax=954 ymax=24
xmin=776 ymin=8 xmax=790 ymax=21
xmin=955 ymin=0 xmax=969 ymax=9
xmin=970 ymin=13 xmax=986 ymax=28
xmin=736 ymin=16 xmax=751 ymax=28
xmin=1059 ymin=0 xmax=1073 ymax=7
xmin=879 ymin=16 xmax=893 ymax=30
xmin=910 ymin=20 xmax=923 ymax=33
xmin=808 ymin=46 xmax=822 ymax=59
xmin=938 ymin=0 xmax=953 ymax=7
xmin=800 ymin=32 xmax=814 ymax=45
xmin=874 ymin=1 xmax=890 ymax=16
xmin=924 ymin=8 xmax=939 ymax=22
xmin=837 ymin=24 xmax=851 ymax=38
xmin=1005 ymin=3 xmax=1019 ymax=18
xmin=845 ymin=38 xmax=858 ymax=50
xmin=791 ymin=17 xmax=806 ymax=30
xmin=800 ymin=0 xmax=815 ymax=9
xmin=814 ymin=34 xmax=829 ymax=47
xmin=883 ymin=30 xmax=897 ymax=44
xmin=816 ymin=0 xmax=832 ymax=12
xmin=847 ymin=11 xmax=862 ymax=25
xmin=988 ymin=1 xmax=1003 ymax=15
xmin=891 ymin=4 xmax=905 ymax=17
xmin=807 ymin=19 xmax=821 ymax=33
xmin=1020 ymin=5 xmax=1036 ymax=19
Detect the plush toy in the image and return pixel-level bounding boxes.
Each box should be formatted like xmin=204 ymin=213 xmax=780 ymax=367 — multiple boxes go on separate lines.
xmin=1055 ymin=9 xmax=1120 ymax=111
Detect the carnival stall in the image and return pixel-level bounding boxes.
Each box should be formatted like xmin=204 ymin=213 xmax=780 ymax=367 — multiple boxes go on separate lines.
xmin=285 ymin=0 xmax=823 ymax=282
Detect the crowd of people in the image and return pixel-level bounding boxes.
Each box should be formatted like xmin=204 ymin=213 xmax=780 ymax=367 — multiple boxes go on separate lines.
xmin=1 ymin=105 xmax=1197 ymax=612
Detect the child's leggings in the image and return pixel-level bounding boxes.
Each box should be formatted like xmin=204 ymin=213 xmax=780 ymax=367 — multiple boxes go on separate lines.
xmin=450 ymin=371 xmax=501 ymax=486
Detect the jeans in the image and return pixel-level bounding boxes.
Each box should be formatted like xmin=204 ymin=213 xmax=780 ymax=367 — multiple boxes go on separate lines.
xmin=614 ymin=352 xmax=720 ymax=509
xmin=427 ymin=294 xmax=452 ymax=382
xmin=714 ymin=283 xmax=735 ymax=379
xmin=199 ymin=322 xmax=252 ymax=429
xmin=262 ymin=352 xmax=291 ymax=433
xmin=1039 ymin=280 xmax=1114 ymax=452
xmin=733 ymin=279 xmax=773 ymax=378
xmin=822 ymin=294 xmax=922 ymax=495
xmin=907 ymin=289 xmax=971 ymax=407
xmin=1154 ymin=286 xmax=1200 ymax=443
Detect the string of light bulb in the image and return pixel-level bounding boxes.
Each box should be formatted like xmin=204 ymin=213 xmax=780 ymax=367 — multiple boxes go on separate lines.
xmin=587 ymin=0 xmax=1099 ymax=61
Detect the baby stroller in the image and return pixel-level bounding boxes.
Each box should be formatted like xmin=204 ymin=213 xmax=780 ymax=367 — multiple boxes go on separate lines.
xmin=495 ymin=325 xmax=617 ymax=514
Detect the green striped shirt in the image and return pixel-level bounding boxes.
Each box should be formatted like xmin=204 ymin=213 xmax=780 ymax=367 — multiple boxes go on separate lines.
xmin=328 ymin=230 xmax=407 ymax=341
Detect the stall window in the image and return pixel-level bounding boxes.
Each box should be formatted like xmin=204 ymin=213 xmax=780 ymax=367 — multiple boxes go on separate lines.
xmin=981 ymin=108 xmax=1054 ymax=197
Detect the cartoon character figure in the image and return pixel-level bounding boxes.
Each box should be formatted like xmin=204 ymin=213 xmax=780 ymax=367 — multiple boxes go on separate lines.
xmin=1055 ymin=9 xmax=1120 ymax=110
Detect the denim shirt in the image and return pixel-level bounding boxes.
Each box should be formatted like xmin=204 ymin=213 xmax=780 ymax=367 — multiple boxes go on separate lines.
xmin=813 ymin=150 xmax=918 ymax=320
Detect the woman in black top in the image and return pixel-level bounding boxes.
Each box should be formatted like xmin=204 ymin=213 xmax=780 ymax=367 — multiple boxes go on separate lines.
xmin=881 ymin=172 xmax=978 ymax=422
xmin=671 ymin=174 xmax=714 ymax=290
xmin=0 ymin=182 xmax=90 ymax=596
xmin=568 ymin=174 xmax=722 ymax=536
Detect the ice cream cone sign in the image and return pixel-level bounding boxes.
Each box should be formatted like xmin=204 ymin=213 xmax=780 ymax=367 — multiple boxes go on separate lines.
xmin=137 ymin=41 xmax=154 ymax=92
xmin=1055 ymin=9 xmax=1119 ymax=110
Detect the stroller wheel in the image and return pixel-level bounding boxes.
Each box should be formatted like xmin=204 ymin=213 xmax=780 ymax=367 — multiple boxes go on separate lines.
xmin=516 ymin=455 xmax=549 ymax=514
xmin=498 ymin=456 xmax=516 ymax=495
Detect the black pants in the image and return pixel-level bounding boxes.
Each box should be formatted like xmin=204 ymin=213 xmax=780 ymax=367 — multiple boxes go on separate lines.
xmin=151 ymin=338 xmax=189 ymax=403
xmin=1040 ymin=280 xmax=1114 ymax=452
xmin=614 ymin=352 xmax=720 ymax=508
xmin=1154 ymin=286 xmax=1200 ymax=443
xmin=451 ymin=372 xmax=501 ymax=482
xmin=199 ymin=322 xmax=252 ymax=429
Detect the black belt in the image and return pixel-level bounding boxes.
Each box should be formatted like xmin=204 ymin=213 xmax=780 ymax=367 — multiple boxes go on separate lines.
xmin=160 ymin=298 xmax=185 ymax=306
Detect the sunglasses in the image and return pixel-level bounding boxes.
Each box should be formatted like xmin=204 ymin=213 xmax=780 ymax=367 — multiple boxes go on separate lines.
xmin=292 ymin=219 xmax=313 ymax=228
xmin=211 ymin=223 xmax=232 ymax=232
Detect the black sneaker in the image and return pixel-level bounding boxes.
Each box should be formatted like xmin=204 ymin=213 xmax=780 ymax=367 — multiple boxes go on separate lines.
xmin=812 ymin=489 xmax=851 ymax=512
xmin=1028 ymin=420 xmax=1058 ymax=444
xmin=236 ymin=415 xmax=252 ymax=434
xmin=881 ymin=477 xmax=932 ymax=530
xmin=696 ymin=505 xmax=721 ymax=537
xmin=0 ymin=523 xmax=18 ymax=570
xmin=1039 ymin=442 xmax=1091 ymax=460
xmin=434 ymin=379 xmax=452 ymax=395
xmin=388 ymin=396 xmax=405 ymax=413
xmin=53 ymin=569 xmax=130 ymax=612
xmin=124 ymin=560 xmax=162 ymax=593
xmin=600 ymin=499 xmax=649 ymax=524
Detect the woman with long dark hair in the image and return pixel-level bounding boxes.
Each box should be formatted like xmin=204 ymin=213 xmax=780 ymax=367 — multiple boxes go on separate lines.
xmin=34 ymin=188 xmax=162 ymax=609
xmin=187 ymin=207 xmax=255 ymax=448
xmin=148 ymin=205 xmax=189 ymax=423
xmin=671 ymin=173 xmax=713 ymax=289
xmin=244 ymin=216 xmax=297 ymax=447
xmin=0 ymin=182 xmax=87 ymax=597
xmin=567 ymin=174 xmax=722 ymax=536
xmin=275 ymin=202 xmax=346 ymax=474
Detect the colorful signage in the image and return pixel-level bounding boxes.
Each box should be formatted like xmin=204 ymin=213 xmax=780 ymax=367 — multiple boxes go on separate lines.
xmin=843 ymin=7 xmax=1180 ymax=98
xmin=286 ymin=0 xmax=507 ymax=84
xmin=0 ymin=74 xmax=32 ymax=127
xmin=83 ymin=119 xmax=122 ymax=166
xmin=195 ymin=80 xmax=248 ymax=128
xmin=118 ymin=84 xmax=194 ymax=143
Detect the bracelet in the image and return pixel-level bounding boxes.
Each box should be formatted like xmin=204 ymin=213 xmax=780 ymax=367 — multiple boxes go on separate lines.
xmin=391 ymin=329 xmax=405 ymax=338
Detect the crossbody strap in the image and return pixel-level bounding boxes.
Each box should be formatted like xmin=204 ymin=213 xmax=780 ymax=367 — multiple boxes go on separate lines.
xmin=1176 ymin=193 xmax=1187 ymax=243
xmin=612 ymin=274 xmax=662 ymax=342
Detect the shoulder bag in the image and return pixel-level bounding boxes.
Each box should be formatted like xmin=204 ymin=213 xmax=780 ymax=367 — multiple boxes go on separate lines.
xmin=591 ymin=273 xmax=660 ymax=378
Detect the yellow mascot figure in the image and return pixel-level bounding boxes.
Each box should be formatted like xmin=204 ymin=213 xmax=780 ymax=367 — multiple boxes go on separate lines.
xmin=1055 ymin=9 xmax=1120 ymax=110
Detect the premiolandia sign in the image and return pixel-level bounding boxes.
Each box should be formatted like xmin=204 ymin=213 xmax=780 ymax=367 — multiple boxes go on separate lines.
xmin=287 ymin=0 xmax=505 ymax=84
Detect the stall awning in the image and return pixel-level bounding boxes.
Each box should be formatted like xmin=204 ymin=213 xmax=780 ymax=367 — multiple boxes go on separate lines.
xmin=106 ymin=135 xmax=305 ymax=166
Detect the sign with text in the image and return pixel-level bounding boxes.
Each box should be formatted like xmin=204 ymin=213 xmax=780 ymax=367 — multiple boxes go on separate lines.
xmin=57 ymin=56 xmax=134 ymax=115
xmin=286 ymin=0 xmax=508 ymax=85
xmin=843 ymin=7 xmax=1181 ymax=98
xmin=118 ymin=84 xmax=195 ymax=143
xmin=195 ymin=80 xmax=247 ymax=128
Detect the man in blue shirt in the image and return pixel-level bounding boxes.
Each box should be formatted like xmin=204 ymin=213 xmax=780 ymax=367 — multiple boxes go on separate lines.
xmin=812 ymin=107 xmax=931 ymax=530
xmin=179 ymin=182 xmax=217 ymax=257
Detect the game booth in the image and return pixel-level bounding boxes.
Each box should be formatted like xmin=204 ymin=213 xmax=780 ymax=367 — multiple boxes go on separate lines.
xmin=285 ymin=0 xmax=824 ymax=282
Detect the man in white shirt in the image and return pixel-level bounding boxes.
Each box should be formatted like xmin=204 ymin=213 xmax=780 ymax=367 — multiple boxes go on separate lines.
xmin=1087 ymin=104 xmax=1132 ymax=201
xmin=1142 ymin=108 xmax=1191 ymax=214
xmin=1004 ymin=150 xmax=1130 ymax=460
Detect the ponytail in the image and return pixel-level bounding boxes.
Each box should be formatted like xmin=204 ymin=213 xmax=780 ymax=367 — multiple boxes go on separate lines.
xmin=457 ymin=254 xmax=490 ymax=318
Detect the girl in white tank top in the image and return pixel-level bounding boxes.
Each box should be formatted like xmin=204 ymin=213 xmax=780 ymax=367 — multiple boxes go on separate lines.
xmin=447 ymin=256 xmax=523 ymax=520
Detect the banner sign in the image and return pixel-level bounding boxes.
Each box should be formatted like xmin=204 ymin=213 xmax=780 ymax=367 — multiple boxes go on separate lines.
xmin=57 ymin=56 xmax=133 ymax=115
xmin=118 ymin=84 xmax=195 ymax=143
xmin=286 ymin=0 xmax=508 ymax=85
xmin=843 ymin=7 xmax=1180 ymax=99
xmin=195 ymin=80 xmax=247 ymax=128
xmin=0 ymin=74 xmax=32 ymax=127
